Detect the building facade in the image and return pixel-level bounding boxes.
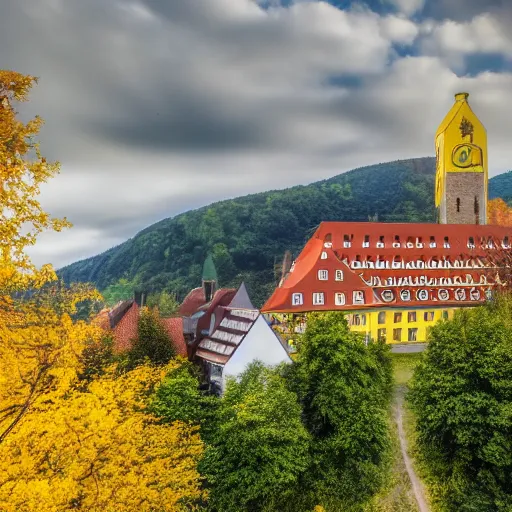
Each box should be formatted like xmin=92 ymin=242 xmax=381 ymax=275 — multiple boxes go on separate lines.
xmin=262 ymin=93 xmax=509 ymax=344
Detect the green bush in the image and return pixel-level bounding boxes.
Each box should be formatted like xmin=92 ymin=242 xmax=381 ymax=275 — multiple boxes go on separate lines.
xmin=409 ymin=294 xmax=512 ymax=511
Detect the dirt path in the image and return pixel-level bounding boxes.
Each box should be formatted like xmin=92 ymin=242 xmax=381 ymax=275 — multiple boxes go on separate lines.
xmin=394 ymin=389 xmax=430 ymax=512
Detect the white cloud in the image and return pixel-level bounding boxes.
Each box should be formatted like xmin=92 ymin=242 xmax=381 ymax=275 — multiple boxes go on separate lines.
xmin=421 ymin=13 xmax=512 ymax=59
xmin=380 ymin=15 xmax=419 ymax=45
xmin=2 ymin=0 xmax=512 ymax=271
xmin=387 ymin=0 xmax=426 ymax=17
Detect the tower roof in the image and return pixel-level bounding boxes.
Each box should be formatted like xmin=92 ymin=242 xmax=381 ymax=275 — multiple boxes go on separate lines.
xmin=202 ymin=253 xmax=218 ymax=282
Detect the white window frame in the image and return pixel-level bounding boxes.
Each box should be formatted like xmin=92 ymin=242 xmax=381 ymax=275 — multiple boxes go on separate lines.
xmin=353 ymin=290 xmax=365 ymax=305
xmin=334 ymin=292 xmax=346 ymax=306
xmin=317 ymin=269 xmax=328 ymax=281
xmin=320 ymin=251 xmax=328 ymax=260
xmin=312 ymin=292 xmax=325 ymax=305
xmin=335 ymin=270 xmax=344 ymax=281
xmin=291 ymin=293 xmax=303 ymax=306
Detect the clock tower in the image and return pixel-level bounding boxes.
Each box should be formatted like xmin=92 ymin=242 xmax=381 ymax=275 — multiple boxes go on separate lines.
xmin=435 ymin=92 xmax=487 ymax=225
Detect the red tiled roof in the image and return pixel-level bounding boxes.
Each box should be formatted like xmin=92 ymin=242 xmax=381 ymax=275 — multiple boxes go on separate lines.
xmin=262 ymin=221 xmax=512 ymax=313
xmin=179 ymin=287 xmax=206 ymax=316
xmin=162 ymin=317 xmax=187 ymax=357
xmin=113 ymin=302 xmax=140 ymax=352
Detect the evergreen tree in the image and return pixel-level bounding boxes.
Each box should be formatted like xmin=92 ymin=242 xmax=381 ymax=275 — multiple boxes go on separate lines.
xmin=129 ymin=307 xmax=176 ymax=367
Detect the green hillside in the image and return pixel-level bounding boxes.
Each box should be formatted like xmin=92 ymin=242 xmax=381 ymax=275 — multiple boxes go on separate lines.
xmin=58 ymin=157 xmax=441 ymax=306
xmin=489 ymin=170 xmax=512 ymax=203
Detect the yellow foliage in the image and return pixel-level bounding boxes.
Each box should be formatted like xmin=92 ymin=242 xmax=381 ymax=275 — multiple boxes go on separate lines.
xmin=0 ymin=70 xmax=70 ymax=293
xmin=0 ymin=70 xmax=205 ymax=511
xmin=0 ymin=362 xmax=205 ymax=511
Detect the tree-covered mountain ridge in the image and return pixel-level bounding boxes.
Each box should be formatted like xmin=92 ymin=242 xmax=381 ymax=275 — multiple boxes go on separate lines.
xmin=58 ymin=157 xmax=512 ymax=307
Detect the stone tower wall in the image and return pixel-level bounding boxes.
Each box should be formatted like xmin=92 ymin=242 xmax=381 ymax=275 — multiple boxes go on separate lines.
xmin=444 ymin=172 xmax=486 ymax=224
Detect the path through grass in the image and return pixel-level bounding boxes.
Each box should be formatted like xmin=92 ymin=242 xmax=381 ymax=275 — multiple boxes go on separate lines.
xmin=366 ymin=353 xmax=426 ymax=511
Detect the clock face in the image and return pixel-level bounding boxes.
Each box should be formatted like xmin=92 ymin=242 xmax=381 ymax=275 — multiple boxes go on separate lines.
xmin=451 ymin=143 xmax=483 ymax=172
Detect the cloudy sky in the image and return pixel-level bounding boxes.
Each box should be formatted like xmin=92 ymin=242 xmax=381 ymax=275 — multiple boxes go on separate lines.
xmin=3 ymin=0 xmax=512 ymax=269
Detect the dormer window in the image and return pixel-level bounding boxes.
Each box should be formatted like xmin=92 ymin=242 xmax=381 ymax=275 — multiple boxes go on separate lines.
xmin=318 ymin=269 xmax=328 ymax=281
xmin=468 ymin=237 xmax=475 ymax=249
xmin=393 ymin=235 xmax=400 ymax=248
xmin=444 ymin=236 xmax=450 ymax=249
xmin=503 ymin=236 xmax=510 ymax=249
xmin=430 ymin=236 xmax=436 ymax=248
xmin=406 ymin=237 xmax=414 ymax=248
xmin=363 ymin=235 xmax=370 ymax=248
xmin=416 ymin=237 xmax=424 ymax=248
xmin=376 ymin=235 xmax=385 ymax=248
xmin=292 ymin=293 xmax=303 ymax=306
xmin=343 ymin=235 xmax=351 ymax=248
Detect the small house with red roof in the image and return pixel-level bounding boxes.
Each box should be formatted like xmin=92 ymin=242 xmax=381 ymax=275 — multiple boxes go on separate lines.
xmin=95 ymin=296 xmax=187 ymax=357
xmin=193 ymin=282 xmax=291 ymax=394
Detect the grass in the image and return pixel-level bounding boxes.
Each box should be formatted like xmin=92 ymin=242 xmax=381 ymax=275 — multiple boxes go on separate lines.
xmin=364 ymin=353 xmax=424 ymax=512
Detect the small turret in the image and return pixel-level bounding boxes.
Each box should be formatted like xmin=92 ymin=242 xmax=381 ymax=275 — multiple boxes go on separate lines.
xmin=202 ymin=253 xmax=218 ymax=303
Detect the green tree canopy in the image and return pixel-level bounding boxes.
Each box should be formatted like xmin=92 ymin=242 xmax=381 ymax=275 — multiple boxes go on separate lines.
xmin=286 ymin=312 xmax=392 ymax=511
xmin=409 ymin=294 xmax=512 ymax=511
xmin=200 ymin=362 xmax=310 ymax=512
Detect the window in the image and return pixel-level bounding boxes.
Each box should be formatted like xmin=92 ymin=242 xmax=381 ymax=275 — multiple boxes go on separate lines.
xmin=424 ymin=311 xmax=434 ymax=322
xmin=312 ymin=292 xmax=325 ymax=305
xmin=352 ymin=314 xmax=361 ymax=326
xmin=456 ymin=197 xmax=461 ymax=212
xmin=503 ymin=236 xmax=510 ymax=249
xmin=394 ymin=312 xmax=402 ymax=323
xmin=361 ymin=314 xmax=367 ymax=326
xmin=335 ymin=292 xmax=346 ymax=306
xmin=292 ymin=293 xmax=303 ymax=306
xmin=468 ymin=237 xmax=475 ymax=249
xmin=318 ymin=269 xmax=328 ymax=280
xmin=442 ymin=310 xmax=449 ymax=320
xmin=353 ymin=291 xmax=365 ymax=305
xmin=320 ymin=251 xmax=328 ymax=260
xmin=444 ymin=236 xmax=450 ymax=249
xmin=408 ymin=328 xmax=418 ymax=342
xmin=430 ymin=236 xmax=436 ymax=248
xmin=377 ymin=328 xmax=386 ymax=341
xmin=378 ymin=311 xmax=386 ymax=324
xmin=393 ymin=328 xmax=402 ymax=342
xmin=416 ymin=237 xmax=424 ymax=248
xmin=363 ymin=235 xmax=370 ymax=248
xmin=408 ymin=311 xmax=417 ymax=323
xmin=406 ymin=236 xmax=414 ymax=248
xmin=377 ymin=235 xmax=385 ymax=248
xmin=393 ymin=235 xmax=400 ymax=248
xmin=343 ymin=234 xmax=351 ymax=248
xmin=335 ymin=270 xmax=344 ymax=281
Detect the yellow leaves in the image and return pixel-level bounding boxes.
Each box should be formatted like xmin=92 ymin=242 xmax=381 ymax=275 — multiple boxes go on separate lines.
xmin=0 ymin=362 xmax=205 ymax=512
xmin=0 ymin=70 xmax=70 ymax=293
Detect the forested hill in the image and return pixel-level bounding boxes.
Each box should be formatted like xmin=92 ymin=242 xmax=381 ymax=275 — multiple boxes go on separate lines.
xmin=58 ymin=156 xmax=452 ymax=306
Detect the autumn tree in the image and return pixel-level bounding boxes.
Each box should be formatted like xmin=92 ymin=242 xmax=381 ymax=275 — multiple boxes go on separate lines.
xmin=488 ymin=198 xmax=512 ymax=226
xmin=0 ymin=362 xmax=206 ymax=512
xmin=0 ymin=70 xmax=69 ymax=292
xmin=0 ymin=71 xmax=106 ymax=444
